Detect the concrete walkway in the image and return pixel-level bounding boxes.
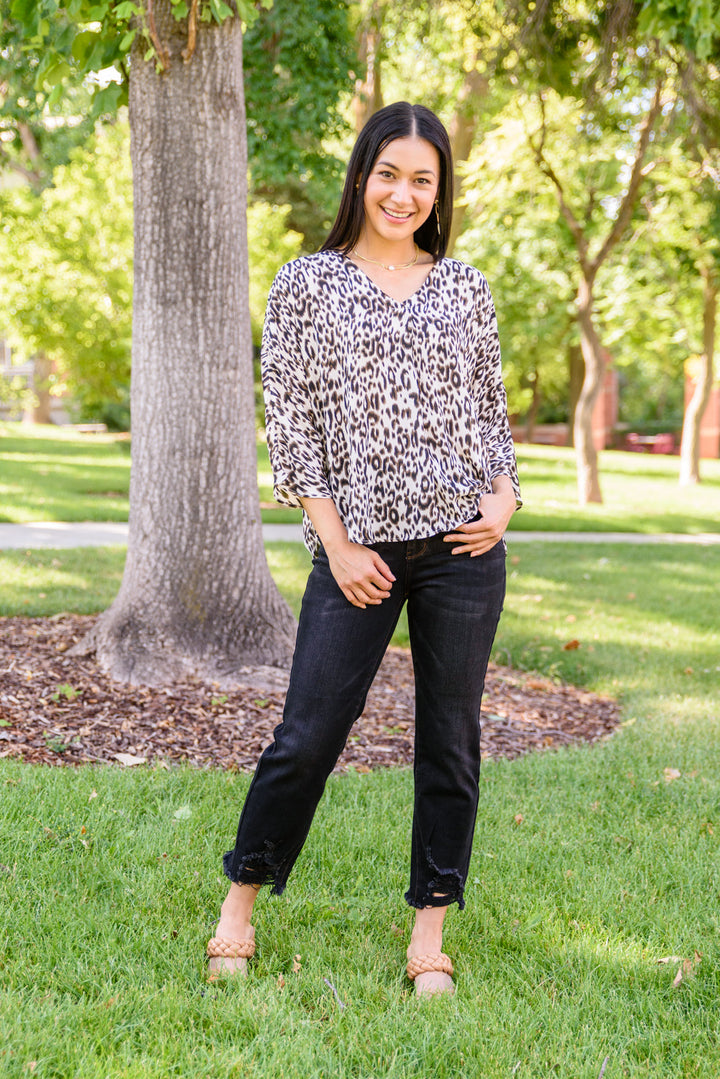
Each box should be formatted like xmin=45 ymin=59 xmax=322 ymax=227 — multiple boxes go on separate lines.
xmin=0 ymin=521 xmax=718 ymax=549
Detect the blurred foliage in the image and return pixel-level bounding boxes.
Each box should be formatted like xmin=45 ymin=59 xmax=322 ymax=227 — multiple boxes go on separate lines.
xmin=244 ymin=0 xmax=356 ymax=249
xmin=2 ymin=0 xmax=719 ymax=436
xmin=0 ymin=119 xmax=304 ymax=422
xmin=1 ymin=0 xmax=355 ymax=249
xmin=0 ymin=120 xmax=133 ymax=415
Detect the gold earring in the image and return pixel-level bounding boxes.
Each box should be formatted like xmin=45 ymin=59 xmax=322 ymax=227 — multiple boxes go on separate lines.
xmin=434 ymin=200 xmax=441 ymax=236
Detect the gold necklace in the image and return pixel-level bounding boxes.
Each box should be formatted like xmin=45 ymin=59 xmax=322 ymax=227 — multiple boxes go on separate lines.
xmin=351 ymin=243 xmax=419 ymax=272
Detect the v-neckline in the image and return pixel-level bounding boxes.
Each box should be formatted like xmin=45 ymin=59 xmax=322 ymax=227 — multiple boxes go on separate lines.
xmin=338 ymin=250 xmax=440 ymax=305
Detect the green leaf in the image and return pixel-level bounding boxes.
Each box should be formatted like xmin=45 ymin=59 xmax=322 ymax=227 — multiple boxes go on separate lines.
xmin=37 ymin=58 xmax=71 ymax=89
xmin=114 ymin=1 xmax=137 ymax=19
xmin=208 ymin=0 xmax=234 ymax=23
xmin=119 ymin=27 xmax=137 ymax=51
xmin=92 ymin=82 xmax=124 ymax=116
xmin=71 ymin=30 xmax=99 ymax=62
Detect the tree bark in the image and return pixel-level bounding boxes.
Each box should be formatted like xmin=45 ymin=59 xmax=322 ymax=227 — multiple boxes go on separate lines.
xmin=573 ymin=276 xmax=603 ymax=503
xmin=353 ymin=0 xmax=384 ymax=133
xmin=32 ymin=352 xmax=53 ymax=424
xmin=524 ymin=366 xmax=541 ymax=443
xmin=75 ymin=4 xmax=296 ymax=684
xmin=446 ymin=58 xmax=489 ymax=257
xmin=567 ymin=341 xmax=584 ymax=448
xmin=679 ymin=265 xmax=717 ymax=486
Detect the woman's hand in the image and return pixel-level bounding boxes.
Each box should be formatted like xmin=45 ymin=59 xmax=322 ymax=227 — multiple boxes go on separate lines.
xmin=444 ymin=482 xmax=516 ymax=557
xmin=326 ymin=540 xmax=396 ymax=609
xmin=299 ymin=496 xmax=396 ymax=609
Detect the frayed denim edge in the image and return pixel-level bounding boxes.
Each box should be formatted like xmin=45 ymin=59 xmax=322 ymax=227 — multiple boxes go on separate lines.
xmin=222 ymin=844 xmax=290 ymax=896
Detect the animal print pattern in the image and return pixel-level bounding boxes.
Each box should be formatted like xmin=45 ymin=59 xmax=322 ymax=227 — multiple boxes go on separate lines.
xmin=261 ymin=250 xmax=521 ymax=553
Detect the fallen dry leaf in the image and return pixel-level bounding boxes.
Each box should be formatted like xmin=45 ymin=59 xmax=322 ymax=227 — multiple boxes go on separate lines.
xmin=563 ymin=639 xmax=581 ymax=651
xmin=513 ymin=813 xmax=524 ymax=825
xmin=114 ymin=752 xmax=148 ymax=767
xmin=292 ymin=954 xmax=302 ymax=973
xmin=660 ymin=951 xmax=702 ymax=988
xmin=663 ymin=768 xmax=682 ymax=782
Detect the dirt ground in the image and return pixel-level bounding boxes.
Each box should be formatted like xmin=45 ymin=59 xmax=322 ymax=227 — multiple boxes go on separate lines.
xmin=0 ymin=615 xmax=620 ymax=772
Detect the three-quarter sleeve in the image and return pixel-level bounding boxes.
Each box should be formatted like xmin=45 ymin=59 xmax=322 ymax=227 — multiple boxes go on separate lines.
xmin=261 ymin=269 xmax=332 ymax=507
xmin=470 ymin=280 xmax=522 ymax=506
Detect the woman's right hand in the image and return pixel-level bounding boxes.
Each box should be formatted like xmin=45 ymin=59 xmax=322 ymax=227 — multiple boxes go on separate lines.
xmin=325 ymin=540 xmax=396 ymax=609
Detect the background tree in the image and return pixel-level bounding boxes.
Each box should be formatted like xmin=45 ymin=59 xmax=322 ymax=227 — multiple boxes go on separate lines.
xmin=5 ymin=0 xmax=307 ymax=684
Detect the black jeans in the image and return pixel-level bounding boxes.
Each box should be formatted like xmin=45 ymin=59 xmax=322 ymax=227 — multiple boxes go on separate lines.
xmin=223 ymin=530 xmax=506 ymax=910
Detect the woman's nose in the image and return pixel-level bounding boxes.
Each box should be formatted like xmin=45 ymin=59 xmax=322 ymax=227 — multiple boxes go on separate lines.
xmin=389 ymin=179 xmax=412 ymax=204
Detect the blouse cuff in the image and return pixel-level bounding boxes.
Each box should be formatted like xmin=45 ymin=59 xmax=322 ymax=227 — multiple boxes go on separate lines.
xmin=272 ymin=477 xmax=333 ymax=509
xmin=489 ymin=465 xmax=523 ymax=509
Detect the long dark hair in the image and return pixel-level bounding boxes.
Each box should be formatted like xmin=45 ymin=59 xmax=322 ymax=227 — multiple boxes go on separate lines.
xmin=321 ymin=102 xmax=454 ymax=262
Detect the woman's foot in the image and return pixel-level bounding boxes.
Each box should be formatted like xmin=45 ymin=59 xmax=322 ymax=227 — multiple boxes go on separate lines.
xmin=207 ymin=882 xmax=260 ymax=979
xmin=407 ymin=906 xmax=455 ymax=997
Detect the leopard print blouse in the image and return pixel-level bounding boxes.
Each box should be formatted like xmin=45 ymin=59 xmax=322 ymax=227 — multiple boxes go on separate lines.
xmin=261 ymin=250 xmax=521 ymax=553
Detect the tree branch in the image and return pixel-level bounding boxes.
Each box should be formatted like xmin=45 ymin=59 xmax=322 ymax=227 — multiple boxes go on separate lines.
xmin=591 ymin=77 xmax=665 ymax=273
xmin=527 ymin=96 xmax=590 ymax=269
xmin=0 ymin=141 xmax=43 ymax=187
xmin=145 ymin=0 xmax=170 ymax=72
xmin=182 ymin=0 xmax=199 ymax=63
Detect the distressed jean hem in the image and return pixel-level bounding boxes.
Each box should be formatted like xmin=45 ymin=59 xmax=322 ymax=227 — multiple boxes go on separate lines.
xmin=222 ymin=849 xmax=291 ymax=896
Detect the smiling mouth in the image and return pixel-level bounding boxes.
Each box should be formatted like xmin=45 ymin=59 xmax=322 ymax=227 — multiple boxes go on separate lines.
xmin=381 ymin=206 xmax=413 ymax=220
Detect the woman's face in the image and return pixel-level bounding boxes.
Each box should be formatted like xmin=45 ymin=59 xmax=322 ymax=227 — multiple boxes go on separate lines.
xmin=361 ymin=136 xmax=440 ymax=249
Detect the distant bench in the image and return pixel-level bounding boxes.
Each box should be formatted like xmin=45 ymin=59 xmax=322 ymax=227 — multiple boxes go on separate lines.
xmin=625 ymin=432 xmax=676 ymax=454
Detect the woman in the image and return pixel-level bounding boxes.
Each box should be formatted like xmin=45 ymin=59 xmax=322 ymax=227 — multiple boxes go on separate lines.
xmin=207 ymin=102 xmax=520 ymax=996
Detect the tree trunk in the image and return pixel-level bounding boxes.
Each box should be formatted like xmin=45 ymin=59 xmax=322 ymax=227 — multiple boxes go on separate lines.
xmin=446 ymin=59 xmax=488 ymax=257
xmin=353 ymin=0 xmax=384 ymax=133
xmin=32 ymin=352 xmax=53 ymax=423
xmin=679 ymin=265 xmax=717 ymax=486
xmin=573 ymin=277 xmax=604 ymax=503
xmin=524 ymin=367 xmax=541 ymax=443
xmin=75 ymin=4 xmax=296 ymax=684
xmin=567 ymin=341 xmax=584 ymax=448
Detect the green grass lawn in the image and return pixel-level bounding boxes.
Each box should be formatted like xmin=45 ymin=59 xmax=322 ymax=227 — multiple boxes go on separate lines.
xmin=1 ymin=540 xmax=719 ymax=1075
xmin=0 ymin=424 xmax=132 ymax=523
xmin=2 ymin=426 xmax=719 ymax=1075
xmin=4 ymin=422 xmax=720 ymax=532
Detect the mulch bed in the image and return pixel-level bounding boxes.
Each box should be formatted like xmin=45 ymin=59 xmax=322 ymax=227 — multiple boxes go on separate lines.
xmin=0 ymin=615 xmax=621 ymax=772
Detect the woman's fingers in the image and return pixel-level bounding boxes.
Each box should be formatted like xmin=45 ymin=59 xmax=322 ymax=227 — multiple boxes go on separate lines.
xmin=443 ymin=519 xmax=502 ymax=557
xmin=329 ymin=543 xmax=396 ymax=607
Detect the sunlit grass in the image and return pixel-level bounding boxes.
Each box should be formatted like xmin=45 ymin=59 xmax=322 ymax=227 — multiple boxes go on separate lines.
xmin=512 ymin=444 xmax=720 ymax=533
xmin=1 ymin=534 xmax=719 ymax=1074
xmin=4 ymin=423 xmax=720 ymax=532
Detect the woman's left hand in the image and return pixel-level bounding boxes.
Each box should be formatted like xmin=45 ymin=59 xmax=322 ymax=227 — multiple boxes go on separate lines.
xmin=443 ymin=488 xmax=516 ymax=557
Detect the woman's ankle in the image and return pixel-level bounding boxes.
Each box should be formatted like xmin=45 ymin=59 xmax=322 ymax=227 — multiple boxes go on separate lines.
xmin=408 ymin=903 xmax=448 ymax=956
xmin=217 ymin=882 xmax=260 ymax=937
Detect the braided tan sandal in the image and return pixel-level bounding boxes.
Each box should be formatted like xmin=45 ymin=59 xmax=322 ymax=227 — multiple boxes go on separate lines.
xmin=406 ymin=953 xmax=455 ymax=996
xmin=207 ymin=935 xmax=256 ymax=981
